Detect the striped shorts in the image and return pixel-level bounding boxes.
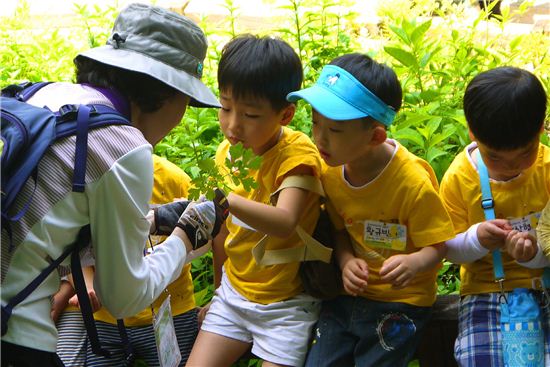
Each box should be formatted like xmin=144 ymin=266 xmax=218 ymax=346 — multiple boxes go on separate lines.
xmin=454 ymin=291 xmax=550 ymax=367
xmin=56 ymin=308 xmax=198 ymax=366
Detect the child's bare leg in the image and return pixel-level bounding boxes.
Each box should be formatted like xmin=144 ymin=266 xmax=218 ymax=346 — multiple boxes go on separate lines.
xmin=186 ymin=330 xmax=250 ymax=367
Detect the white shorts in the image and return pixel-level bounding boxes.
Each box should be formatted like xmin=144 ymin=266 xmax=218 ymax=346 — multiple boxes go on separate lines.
xmin=201 ymin=272 xmax=320 ymax=366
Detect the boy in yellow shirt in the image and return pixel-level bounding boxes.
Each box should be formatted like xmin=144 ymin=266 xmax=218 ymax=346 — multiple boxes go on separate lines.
xmin=186 ymin=35 xmax=323 ymax=367
xmin=287 ymin=53 xmax=455 ymax=366
xmin=441 ymin=66 xmax=549 ymax=366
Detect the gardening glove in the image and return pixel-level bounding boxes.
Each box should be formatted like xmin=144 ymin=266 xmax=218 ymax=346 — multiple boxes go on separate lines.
xmin=150 ymin=200 xmax=191 ymax=235
xmin=176 ymin=188 xmax=229 ymax=250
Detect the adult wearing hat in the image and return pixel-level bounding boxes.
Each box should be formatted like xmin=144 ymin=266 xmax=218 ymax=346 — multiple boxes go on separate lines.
xmin=1 ymin=4 xmax=221 ymax=366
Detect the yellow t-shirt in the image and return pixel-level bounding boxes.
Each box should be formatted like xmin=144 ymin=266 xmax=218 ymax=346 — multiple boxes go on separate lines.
xmin=322 ymin=140 xmax=455 ymax=307
xmin=93 ymin=155 xmax=196 ymax=326
xmin=215 ymin=127 xmax=322 ymax=304
xmin=440 ymin=143 xmax=550 ymax=295
xmin=538 ymin=200 xmax=550 ymax=259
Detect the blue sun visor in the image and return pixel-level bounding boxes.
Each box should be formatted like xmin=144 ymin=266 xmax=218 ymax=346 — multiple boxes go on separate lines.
xmin=287 ymin=65 xmax=396 ymax=126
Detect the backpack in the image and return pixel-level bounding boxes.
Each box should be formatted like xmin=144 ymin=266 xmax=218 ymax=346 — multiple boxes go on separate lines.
xmin=299 ymin=208 xmax=343 ymax=300
xmin=1 ymin=81 xmax=132 ymax=358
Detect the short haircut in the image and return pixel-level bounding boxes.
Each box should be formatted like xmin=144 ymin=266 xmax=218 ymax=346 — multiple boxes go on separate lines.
xmin=74 ymin=56 xmax=178 ymax=113
xmin=218 ymin=34 xmax=303 ymax=111
xmin=464 ymin=66 xmax=547 ymax=150
xmin=329 ymin=53 xmax=403 ymax=113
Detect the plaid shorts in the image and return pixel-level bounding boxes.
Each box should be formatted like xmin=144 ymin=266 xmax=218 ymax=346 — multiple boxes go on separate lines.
xmin=454 ymin=291 xmax=550 ymax=367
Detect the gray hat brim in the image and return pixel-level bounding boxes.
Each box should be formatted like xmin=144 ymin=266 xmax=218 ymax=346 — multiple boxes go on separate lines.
xmin=79 ymin=46 xmax=220 ymax=108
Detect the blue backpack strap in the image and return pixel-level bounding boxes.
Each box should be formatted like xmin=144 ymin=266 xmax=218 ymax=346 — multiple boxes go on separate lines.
xmin=476 ymin=150 xmax=506 ymax=282
xmin=1 ymin=81 xmax=53 ymax=101
xmin=15 ymin=82 xmax=53 ymax=102
xmin=72 ymin=105 xmax=91 ymax=192
xmin=69 ymin=226 xmax=112 ymax=358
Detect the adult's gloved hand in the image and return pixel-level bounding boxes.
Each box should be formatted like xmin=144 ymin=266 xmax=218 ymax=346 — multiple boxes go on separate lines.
xmin=176 ymin=189 xmax=229 ymax=250
xmin=151 ymin=200 xmax=191 ymax=236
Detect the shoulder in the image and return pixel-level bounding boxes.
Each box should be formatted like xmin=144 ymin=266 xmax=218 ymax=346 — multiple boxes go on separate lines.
xmin=278 ymin=127 xmax=318 ymax=154
xmin=440 ymin=144 xmax=477 ymax=190
xmin=391 ymin=142 xmax=438 ymax=187
xmin=153 ymin=155 xmax=190 ymax=185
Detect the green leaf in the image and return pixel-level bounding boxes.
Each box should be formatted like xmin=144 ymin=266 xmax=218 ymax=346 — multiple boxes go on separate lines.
xmin=391 ymin=127 xmax=425 ymax=148
xmin=384 ymin=46 xmax=417 ymax=68
xmin=197 ymin=158 xmax=216 ymax=172
xmin=410 ymin=19 xmax=431 ymax=46
xmin=426 ymin=146 xmax=448 ymax=163
xmin=426 ymin=117 xmax=442 ymax=137
xmin=388 ymin=24 xmax=410 ymax=45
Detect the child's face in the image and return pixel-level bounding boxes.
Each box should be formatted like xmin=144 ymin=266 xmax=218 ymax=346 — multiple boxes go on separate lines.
xmin=219 ymin=88 xmax=291 ymax=155
xmin=476 ymin=138 xmax=540 ymax=181
xmin=312 ymin=110 xmax=376 ymax=167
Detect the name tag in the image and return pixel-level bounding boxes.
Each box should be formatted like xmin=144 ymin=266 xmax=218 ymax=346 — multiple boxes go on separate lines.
xmin=509 ymin=212 xmax=541 ymax=237
xmin=363 ymin=220 xmax=407 ymax=251
xmin=153 ymin=295 xmax=181 ymax=367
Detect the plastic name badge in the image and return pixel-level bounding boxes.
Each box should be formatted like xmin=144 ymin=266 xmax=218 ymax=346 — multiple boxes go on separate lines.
xmin=153 ymin=295 xmax=181 ymax=367
xmin=363 ymin=220 xmax=407 ymax=251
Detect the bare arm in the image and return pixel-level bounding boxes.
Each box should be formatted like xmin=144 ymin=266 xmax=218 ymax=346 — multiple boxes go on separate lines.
xmin=227 ymin=166 xmax=315 ymax=238
xmin=212 ymin=223 xmax=229 ymax=288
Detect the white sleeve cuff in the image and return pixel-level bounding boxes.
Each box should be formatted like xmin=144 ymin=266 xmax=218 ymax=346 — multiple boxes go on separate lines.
xmin=445 ymin=223 xmax=490 ymax=264
xmin=517 ymin=242 xmax=550 ymax=269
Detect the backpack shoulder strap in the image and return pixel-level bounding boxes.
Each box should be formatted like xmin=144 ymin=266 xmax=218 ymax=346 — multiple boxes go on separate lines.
xmin=251 ymin=175 xmax=332 ymax=266
xmin=1 ymin=81 xmax=53 ymax=101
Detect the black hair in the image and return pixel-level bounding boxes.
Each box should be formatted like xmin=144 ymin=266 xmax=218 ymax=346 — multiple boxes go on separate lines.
xmin=329 ymin=53 xmax=403 ymax=113
xmin=74 ymin=56 xmax=178 ymax=113
xmin=464 ymin=66 xmax=547 ymax=150
xmin=218 ymin=34 xmax=303 ymax=111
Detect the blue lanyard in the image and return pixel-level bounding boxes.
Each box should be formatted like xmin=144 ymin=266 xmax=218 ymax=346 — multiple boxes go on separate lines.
xmin=476 ymin=150 xmax=506 ymax=281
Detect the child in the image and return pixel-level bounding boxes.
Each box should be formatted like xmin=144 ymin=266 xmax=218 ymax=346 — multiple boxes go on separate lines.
xmin=54 ymin=155 xmax=200 ymax=366
xmin=186 ymin=35 xmax=323 ymax=367
xmin=441 ymin=66 xmax=550 ymax=366
xmin=287 ymin=53 xmax=456 ymax=366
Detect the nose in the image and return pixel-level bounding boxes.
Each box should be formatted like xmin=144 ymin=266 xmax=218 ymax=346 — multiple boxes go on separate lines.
xmin=222 ymin=111 xmax=241 ymax=137
xmin=506 ymin=160 xmax=521 ymax=171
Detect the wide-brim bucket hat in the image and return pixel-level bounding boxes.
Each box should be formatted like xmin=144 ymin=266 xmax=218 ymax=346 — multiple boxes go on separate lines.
xmin=77 ymin=3 xmax=220 ymax=108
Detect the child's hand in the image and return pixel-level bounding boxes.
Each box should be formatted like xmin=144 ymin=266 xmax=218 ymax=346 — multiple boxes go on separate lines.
xmin=505 ymin=230 xmax=538 ymax=262
xmin=68 ymin=289 xmax=102 ymax=313
xmin=477 ymin=219 xmax=512 ymax=251
xmin=341 ymin=258 xmax=369 ymax=296
xmin=379 ymin=253 xmax=421 ymax=289
xmin=51 ymin=280 xmax=75 ymax=322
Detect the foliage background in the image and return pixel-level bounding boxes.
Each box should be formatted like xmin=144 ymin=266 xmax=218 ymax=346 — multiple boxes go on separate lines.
xmin=2 ymin=0 xmax=549 ymax=342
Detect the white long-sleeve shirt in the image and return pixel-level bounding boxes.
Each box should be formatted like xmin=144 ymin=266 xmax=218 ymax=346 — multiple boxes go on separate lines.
xmin=1 ymin=83 xmax=187 ymax=352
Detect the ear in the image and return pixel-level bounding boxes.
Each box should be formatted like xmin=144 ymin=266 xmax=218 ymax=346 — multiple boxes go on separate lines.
xmin=279 ymin=104 xmax=296 ymax=126
xmin=369 ymin=125 xmax=387 ymax=145
xmin=468 ymin=129 xmax=476 ymax=142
